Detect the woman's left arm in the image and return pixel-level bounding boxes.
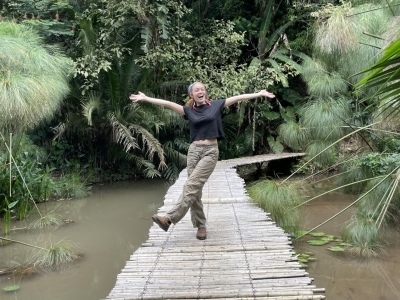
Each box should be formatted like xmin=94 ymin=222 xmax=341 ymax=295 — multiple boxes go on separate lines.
xmin=224 ymin=90 xmax=275 ymax=107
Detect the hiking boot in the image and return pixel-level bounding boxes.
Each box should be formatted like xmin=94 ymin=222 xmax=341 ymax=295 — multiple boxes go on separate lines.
xmin=196 ymin=227 xmax=207 ymax=240
xmin=152 ymin=215 xmax=171 ymax=232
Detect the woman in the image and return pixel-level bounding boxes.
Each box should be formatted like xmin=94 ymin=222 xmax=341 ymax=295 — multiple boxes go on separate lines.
xmin=129 ymin=82 xmax=275 ymax=240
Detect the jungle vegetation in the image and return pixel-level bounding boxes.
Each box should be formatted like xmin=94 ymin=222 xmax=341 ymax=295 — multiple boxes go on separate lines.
xmin=0 ymin=0 xmax=400 ymax=258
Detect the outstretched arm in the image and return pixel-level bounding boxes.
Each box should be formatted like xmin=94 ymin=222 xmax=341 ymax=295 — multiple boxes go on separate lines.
xmin=224 ymin=90 xmax=275 ymax=107
xmin=129 ymin=92 xmax=185 ymax=115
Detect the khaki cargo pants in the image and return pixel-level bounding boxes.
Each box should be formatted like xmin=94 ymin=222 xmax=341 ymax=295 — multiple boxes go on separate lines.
xmin=166 ymin=143 xmax=219 ymax=228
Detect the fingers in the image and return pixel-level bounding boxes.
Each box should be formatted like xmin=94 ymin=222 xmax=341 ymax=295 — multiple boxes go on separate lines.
xmin=259 ymin=90 xmax=275 ymax=98
xmin=129 ymin=91 xmax=145 ymax=102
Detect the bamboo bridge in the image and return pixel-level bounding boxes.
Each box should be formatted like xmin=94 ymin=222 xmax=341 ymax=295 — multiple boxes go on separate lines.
xmin=104 ymin=153 xmax=326 ymax=300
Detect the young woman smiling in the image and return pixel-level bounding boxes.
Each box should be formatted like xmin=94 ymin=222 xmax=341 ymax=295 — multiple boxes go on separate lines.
xmin=129 ymin=82 xmax=275 ymax=240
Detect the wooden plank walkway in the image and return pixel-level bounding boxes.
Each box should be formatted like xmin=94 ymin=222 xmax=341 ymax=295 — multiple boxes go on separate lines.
xmin=105 ymin=153 xmax=325 ymax=300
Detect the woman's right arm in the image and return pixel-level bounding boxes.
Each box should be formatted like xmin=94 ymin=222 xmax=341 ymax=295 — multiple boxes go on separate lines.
xmin=130 ymin=92 xmax=185 ymax=115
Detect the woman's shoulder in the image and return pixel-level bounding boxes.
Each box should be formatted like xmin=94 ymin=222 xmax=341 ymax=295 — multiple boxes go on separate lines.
xmin=211 ymin=99 xmax=226 ymax=104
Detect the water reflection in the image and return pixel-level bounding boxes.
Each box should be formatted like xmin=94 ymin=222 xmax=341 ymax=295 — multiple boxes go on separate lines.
xmin=0 ymin=179 xmax=169 ymax=300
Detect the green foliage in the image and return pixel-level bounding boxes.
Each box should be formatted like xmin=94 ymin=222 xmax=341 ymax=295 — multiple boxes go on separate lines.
xmin=0 ymin=0 xmax=76 ymax=40
xmin=300 ymin=97 xmax=351 ymax=141
xmin=3 ymin=285 xmax=20 ymax=292
xmin=347 ymin=152 xmax=400 ymax=178
xmin=335 ymin=159 xmax=371 ymax=194
xmin=356 ymin=37 xmax=400 ymax=118
xmin=28 ymin=213 xmax=64 ymax=229
xmin=267 ymin=136 xmax=284 ymax=154
xmin=31 ymin=239 xmax=80 ymax=267
xmin=0 ymin=135 xmax=88 ymax=233
xmin=295 ymin=251 xmax=317 ymax=269
xmin=278 ymin=121 xmax=309 ymax=151
xmin=341 ymin=213 xmax=381 ymax=257
xmin=281 ymin=97 xmax=352 ymax=167
xmin=313 ymin=3 xmax=359 ymax=55
xmin=248 ymin=179 xmax=304 ymax=233
xmin=0 ymin=21 xmax=72 ymax=132
xmin=302 ymin=59 xmax=348 ymax=97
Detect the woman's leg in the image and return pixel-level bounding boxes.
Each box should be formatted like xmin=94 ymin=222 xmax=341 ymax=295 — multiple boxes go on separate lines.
xmin=166 ymin=144 xmax=218 ymax=225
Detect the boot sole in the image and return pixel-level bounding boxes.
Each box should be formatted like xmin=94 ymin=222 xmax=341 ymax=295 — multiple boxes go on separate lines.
xmin=152 ymin=215 xmax=169 ymax=232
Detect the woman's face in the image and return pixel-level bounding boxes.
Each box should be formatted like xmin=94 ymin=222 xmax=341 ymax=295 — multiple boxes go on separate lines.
xmin=190 ymin=82 xmax=208 ymax=106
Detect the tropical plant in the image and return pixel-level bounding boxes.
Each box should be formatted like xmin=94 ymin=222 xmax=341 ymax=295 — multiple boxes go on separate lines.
xmin=0 ymin=134 xmax=87 ymax=233
xmin=341 ymin=213 xmax=381 ymax=257
xmin=248 ymin=179 xmax=304 ymax=234
xmin=355 ymin=37 xmax=400 ymax=122
xmin=256 ymin=1 xmax=400 ymax=257
xmin=0 ymin=21 xmax=72 ymax=132
xmin=0 ymin=237 xmax=80 ymax=267
xmin=278 ymin=1 xmax=399 ymax=161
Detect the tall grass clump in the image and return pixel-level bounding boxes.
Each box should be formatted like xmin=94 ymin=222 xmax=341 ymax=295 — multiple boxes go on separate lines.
xmin=248 ymin=180 xmax=304 ymax=233
xmin=0 ymin=237 xmax=80 ymax=268
xmin=302 ymin=59 xmax=348 ymax=97
xmin=0 ymin=21 xmax=72 ymax=132
xmin=314 ymin=3 xmax=358 ymax=54
xmin=341 ymin=213 xmax=381 ymax=257
xmin=278 ymin=121 xmax=309 ymax=151
xmin=31 ymin=239 xmax=80 ymax=268
xmin=29 ymin=213 xmax=65 ymax=230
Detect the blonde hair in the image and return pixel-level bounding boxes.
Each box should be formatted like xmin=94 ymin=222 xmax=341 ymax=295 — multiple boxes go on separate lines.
xmin=185 ymin=98 xmax=195 ymax=107
xmin=185 ymin=82 xmax=210 ymax=107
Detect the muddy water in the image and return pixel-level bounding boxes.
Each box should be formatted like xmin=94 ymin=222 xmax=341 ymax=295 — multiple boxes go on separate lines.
xmin=0 ymin=180 xmax=169 ymax=300
xmin=295 ymin=190 xmax=400 ymax=300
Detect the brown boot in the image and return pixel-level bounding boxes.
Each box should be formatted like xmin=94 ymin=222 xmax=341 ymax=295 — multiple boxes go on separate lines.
xmin=196 ymin=228 xmax=207 ymax=240
xmin=152 ymin=215 xmax=171 ymax=232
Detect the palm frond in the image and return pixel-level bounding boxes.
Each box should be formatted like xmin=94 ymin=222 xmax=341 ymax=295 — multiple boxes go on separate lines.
xmin=77 ymin=18 xmax=96 ymax=54
xmin=108 ymin=113 xmax=166 ymax=170
xmin=108 ymin=112 xmax=140 ymax=152
xmin=270 ymin=49 xmax=303 ymax=72
xmin=140 ymin=22 xmax=153 ymax=53
xmin=258 ymin=0 xmax=275 ymax=56
xmin=129 ymin=123 xmax=167 ymax=170
xmin=124 ymin=153 xmax=161 ymax=178
xmin=81 ymin=92 xmax=101 ymax=126
xmin=163 ymin=140 xmax=187 ymax=169
xmin=355 ymin=37 xmax=400 ymax=108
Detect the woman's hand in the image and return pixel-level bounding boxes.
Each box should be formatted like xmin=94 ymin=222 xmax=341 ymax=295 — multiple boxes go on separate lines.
xmin=129 ymin=92 xmax=147 ymax=103
xmin=258 ymin=90 xmax=275 ymax=98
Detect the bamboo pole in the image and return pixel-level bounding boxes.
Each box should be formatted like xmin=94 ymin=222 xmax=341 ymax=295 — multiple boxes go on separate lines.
xmin=9 ymin=132 xmax=12 ymax=197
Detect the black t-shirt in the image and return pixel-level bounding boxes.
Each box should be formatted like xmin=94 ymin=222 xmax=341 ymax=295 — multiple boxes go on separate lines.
xmin=183 ymin=99 xmax=226 ymax=143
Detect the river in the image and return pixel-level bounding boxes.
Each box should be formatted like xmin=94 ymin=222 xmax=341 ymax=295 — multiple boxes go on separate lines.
xmin=1 ymin=179 xmax=400 ymax=299
xmin=0 ymin=179 xmax=168 ymax=300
